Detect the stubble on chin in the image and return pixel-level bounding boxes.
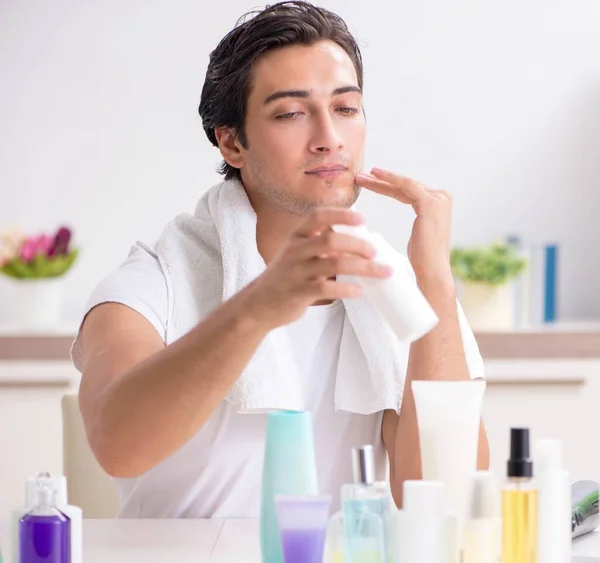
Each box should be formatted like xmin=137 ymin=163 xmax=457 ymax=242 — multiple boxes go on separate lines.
xmin=249 ymin=164 xmax=362 ymax=217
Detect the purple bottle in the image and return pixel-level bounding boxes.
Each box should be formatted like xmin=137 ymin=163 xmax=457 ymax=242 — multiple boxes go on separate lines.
xmin=275 ymin=495 xmax=331 ymax=563
xmin=19 ymin=486 xmax=71 ymax=563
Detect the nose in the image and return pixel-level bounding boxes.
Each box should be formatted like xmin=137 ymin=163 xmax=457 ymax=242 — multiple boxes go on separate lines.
xmin=308 ymin=112 xmax=344 ymax=154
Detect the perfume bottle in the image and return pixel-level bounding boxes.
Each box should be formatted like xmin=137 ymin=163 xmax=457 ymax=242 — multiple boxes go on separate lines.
xmin=502 ymin=428 xmax=538 ymax=563
xmin=19 ymin=485 xmax=71 ymax=563
xmin=341 ymin=445 xmax=390 ymax=563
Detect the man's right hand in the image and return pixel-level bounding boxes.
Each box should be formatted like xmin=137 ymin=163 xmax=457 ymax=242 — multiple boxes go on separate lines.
xmin=242 ymin=208 xmax=392 ymax=330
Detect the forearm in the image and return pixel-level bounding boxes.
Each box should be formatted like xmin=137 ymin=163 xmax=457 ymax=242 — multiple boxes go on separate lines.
xmin=391 ymin=277 xmax=490 ymax=506
xmin=91 ymin=287 xmax=270 ymax=477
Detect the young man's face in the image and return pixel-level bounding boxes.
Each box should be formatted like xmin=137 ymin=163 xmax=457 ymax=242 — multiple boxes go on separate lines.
xmin=227 ymin=40 xmax=366 ymax=215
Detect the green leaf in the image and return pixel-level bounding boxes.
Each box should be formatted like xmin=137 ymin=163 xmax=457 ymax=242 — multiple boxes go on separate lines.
xmin=450 ymin=243 xmax=527 ymax=285
xmin=0 ymin=262 xmax=23 ymax=279
xmin=0 ymin=250 xmax=79 ymax=280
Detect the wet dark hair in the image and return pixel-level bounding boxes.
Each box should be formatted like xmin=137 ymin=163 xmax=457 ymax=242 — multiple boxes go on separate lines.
xmin=197 ymin=1 xmax=364 ymax=181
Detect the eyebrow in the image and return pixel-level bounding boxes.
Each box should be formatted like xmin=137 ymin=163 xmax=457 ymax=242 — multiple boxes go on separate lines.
xmin=263 ymin=85 xmax=362 ymax=105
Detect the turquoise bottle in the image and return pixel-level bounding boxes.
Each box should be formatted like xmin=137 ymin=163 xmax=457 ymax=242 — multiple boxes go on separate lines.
xmin=260 ymin=411 xmax=319 ymax=563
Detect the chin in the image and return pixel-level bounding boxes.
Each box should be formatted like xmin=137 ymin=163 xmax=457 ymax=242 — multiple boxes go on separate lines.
xmin=262 ymin=178 xmax=360 ymax=216
xmin=323 ymin=184 xmax=360 ymax=209
xmin=307 ymin=177 xmax=359 ymax=207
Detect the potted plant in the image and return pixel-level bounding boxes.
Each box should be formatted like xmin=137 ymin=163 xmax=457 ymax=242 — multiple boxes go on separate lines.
xmin=450 ymin=242 xmax=527 ymax=331
xmin=0 ymin=226 xmax=78 ymax=328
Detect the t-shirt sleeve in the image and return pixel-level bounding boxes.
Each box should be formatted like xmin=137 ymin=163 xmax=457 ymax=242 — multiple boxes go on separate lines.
xmin=70 ymin=241 xmax=168 ymax=373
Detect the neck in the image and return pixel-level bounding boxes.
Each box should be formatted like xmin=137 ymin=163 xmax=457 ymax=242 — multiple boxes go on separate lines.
xmin=254 ymin=202 xmax=305 ymax=265
xmin=249 ymin=190 xmax=335 ymax=307
xmin=239 ymin=177 xmax=307 ymax=264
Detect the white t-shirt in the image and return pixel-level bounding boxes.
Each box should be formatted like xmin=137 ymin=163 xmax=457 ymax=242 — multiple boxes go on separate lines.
xmin=71 ymin=242 xmax=386 ymax=518
xmin=71 ymin=241 xmax=483 ymax=518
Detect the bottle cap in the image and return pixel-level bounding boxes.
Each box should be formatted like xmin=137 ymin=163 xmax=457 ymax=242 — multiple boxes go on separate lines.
xmin=507 ymin=428 xmax=533 ymax=478
xmin=35 ymin=486 xmax=57 ymax=509
xmin=26 ymin=471 xmax=68 ymax=507
xmin=469 ymin=471 xmax=497 ymax=519
xmin=351 ymin=445 xmax=375 ymax=485
xmin=535 ymin=439 xmax=563 ymax=473
xmin=402 ymin=480 xmax=445 ymax=513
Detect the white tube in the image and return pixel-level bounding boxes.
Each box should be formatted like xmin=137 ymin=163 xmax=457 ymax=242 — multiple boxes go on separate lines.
xmin=411 ymin=380 xmax=486 ymax=552
xmin=535 ymin=439 xmax=571 ymax=563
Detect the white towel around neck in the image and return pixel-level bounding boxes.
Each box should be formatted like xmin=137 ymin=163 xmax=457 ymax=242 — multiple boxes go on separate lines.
xmin=154 ymin=179 xmax=431 ymax=414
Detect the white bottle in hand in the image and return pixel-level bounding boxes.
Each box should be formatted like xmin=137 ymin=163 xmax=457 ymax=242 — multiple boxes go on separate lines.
xmin=332 ymin=223 xmax=439 ymax=343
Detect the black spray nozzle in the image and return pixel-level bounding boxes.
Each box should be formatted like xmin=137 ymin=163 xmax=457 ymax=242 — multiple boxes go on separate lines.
xmin=507 ymin=427 xmax=533 ymax=478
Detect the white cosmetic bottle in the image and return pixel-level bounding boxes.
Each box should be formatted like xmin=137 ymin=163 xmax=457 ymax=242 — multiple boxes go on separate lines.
xmin=11 ymin=471 xmax=82 ymax=563
xmin=535 ymin=439 xmax=571 ymax=563
xmin=332 ymin=223 xmax=439 ymax=343
xmin=394 ymin=480 xmax=457 ymax=563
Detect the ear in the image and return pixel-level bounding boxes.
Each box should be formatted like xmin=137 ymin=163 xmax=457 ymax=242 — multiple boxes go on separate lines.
xmin=214 ymin=127 xmax=245 ymax=170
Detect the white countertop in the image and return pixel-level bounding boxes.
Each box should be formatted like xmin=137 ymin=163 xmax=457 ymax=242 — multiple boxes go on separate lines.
xmin=0 ymin=518 xmax=598 ymax=562
xmin=0 ymin=320 xmax=599 ymax=338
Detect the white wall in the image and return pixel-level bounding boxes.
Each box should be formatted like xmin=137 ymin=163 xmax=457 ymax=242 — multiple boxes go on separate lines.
xmin=1 ymin=0 xmax=599 ymax=323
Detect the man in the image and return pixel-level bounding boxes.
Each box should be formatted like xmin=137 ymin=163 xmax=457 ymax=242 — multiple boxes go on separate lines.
xmin=72 ymin=0 xmax=489 ymax=518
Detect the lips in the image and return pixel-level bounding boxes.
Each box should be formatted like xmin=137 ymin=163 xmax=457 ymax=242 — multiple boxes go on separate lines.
xmin=306 ymin=165 xmax=347 ymax=174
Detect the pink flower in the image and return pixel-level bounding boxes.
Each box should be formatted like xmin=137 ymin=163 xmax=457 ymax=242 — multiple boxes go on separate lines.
xmin=19 ymin=238 xmax=38 ymax=262
xmin=38 ymin=235 xmax=53 ymax=254
xmin=19 ymin=235 xmax=54 ymax=263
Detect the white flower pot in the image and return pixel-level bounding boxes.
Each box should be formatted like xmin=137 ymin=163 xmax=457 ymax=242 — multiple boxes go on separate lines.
xmin=5 ymin=277 xmax=64 ymax=330
xmin=459 ymin=281 xmax=514 ymax=331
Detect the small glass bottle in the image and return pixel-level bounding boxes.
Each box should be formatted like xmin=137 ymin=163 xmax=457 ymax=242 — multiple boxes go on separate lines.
xmin=341 ymin=445 xmax=390 ymax=563
xmin=19 ymin=486 xmax=71 ymax=563
xmin=502 ymin=428 xmax=538 ymax=563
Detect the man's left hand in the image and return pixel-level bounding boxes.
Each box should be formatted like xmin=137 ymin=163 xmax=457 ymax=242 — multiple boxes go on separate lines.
xmin=355 ymin=168 xmax=454 ymax=287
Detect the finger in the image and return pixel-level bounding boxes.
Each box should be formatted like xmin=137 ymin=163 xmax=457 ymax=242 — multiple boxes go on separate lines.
xmin=369 ymin=168 xmax=428 ymax=201
xmin=304 ymin=255 xmax=392 ymax=280
xmin=294 ymin=208 xmax=364 ymax=238
xmin=298 ymin=231 xmax=376 ymax=260
xmin=355 ymin=174 xmax=413 ymax=204
xmin=304 ymin=278 xmax=363 ymax=300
